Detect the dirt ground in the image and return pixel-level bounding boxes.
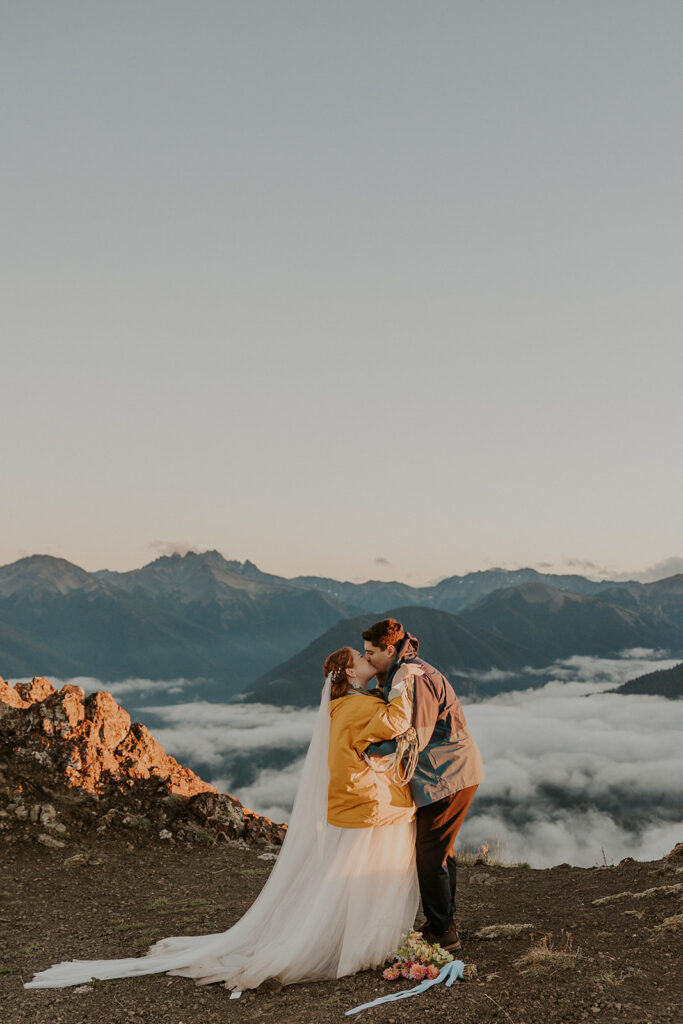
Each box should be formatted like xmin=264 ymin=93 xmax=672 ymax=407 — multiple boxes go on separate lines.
xmin=1 ymin=830 xmax=681 ymax=1024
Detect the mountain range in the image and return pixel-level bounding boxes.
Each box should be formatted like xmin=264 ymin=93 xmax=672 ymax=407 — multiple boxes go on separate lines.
xmin=1 ymin=551 xmax=682 ymax=699
xmin=243 ymin=578 xmax=683 ymax=705
xmin=0 ymin=552 xmax=359 ymax=690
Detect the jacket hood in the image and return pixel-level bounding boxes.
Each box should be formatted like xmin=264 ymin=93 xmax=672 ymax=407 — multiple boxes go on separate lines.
xmin=396 ymin=631 xmax=419 ymax=660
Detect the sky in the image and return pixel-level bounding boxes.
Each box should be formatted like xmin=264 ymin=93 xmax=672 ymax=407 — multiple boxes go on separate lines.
xmin=2 ymin=2 xmax=682 ymax=584
xmin=63 ymin=648 xmax=683 ymax=867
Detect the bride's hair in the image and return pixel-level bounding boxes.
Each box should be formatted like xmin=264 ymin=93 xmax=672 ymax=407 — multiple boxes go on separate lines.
xmin=323 ymin=647 xmax=354 ymax=699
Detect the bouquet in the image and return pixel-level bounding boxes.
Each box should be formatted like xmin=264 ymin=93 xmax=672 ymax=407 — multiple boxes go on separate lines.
xmin=382 ymin=930 xmax=453 ymax=982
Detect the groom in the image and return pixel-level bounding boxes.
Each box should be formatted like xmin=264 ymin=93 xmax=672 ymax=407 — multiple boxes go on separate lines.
xmin=362 ymin=618 xmax=483 ymax=951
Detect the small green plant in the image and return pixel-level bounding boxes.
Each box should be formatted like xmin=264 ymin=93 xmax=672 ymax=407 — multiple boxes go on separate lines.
xmin=181 ymin=899 xmax=225 ymax=913
xmin=597 ymin=970 xmax=625 ymax=986
xmin=145 ymin=898 xmax=170 ymax=912
xmin=132 ymin=929 xmax=160 ymax=951
xmin=17 ymin=943 xmax=39 ymax=956
xmin=596 ymin=967 xmax=644 ymax=986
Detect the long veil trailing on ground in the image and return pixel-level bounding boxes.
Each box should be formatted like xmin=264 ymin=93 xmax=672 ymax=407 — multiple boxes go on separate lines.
xmin=25 ymin=678 xmax=335 ymax=990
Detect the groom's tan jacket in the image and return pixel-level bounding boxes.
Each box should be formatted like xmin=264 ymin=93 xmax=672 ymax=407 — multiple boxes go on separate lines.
xmin=367 ymin=634 xmax=484 ymax=807
xmin=327 ymin=689 xmax=415 ymax=828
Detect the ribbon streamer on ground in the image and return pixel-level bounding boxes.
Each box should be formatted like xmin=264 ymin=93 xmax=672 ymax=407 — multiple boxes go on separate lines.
xmin=345 ymin=959 xmax=465 ymax=1015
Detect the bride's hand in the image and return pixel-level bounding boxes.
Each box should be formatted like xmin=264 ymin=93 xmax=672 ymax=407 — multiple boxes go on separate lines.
xmin=393 ymin=664 xmax=424 ymax=685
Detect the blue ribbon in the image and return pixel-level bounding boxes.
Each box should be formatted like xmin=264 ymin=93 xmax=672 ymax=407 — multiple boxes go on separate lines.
xmin=345 ymin=959 xmax=465 ymax=1015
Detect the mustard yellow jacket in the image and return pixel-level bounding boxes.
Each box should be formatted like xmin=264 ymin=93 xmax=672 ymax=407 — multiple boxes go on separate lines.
xmin=327 ymin=688 xmax=415 ymax=828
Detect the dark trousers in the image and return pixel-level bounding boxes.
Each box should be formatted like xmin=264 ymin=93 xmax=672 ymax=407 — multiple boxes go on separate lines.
xmin=416 ymin=784 xmax=479 ymax=935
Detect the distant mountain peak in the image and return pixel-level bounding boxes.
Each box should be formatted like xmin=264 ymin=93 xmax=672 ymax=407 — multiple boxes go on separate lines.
xmin=0 ymin=554 xmax=95 ymax=599
xmin=144 ymin=550 xmax=262 ymax=575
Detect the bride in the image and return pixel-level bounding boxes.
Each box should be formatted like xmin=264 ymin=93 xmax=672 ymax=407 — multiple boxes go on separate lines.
xmin=25 ymin=647 xmax=421 ymax=992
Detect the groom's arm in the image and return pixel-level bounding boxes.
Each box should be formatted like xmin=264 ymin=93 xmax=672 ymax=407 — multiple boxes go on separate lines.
xmin=364 ymin=737 xmax=398 ymax=757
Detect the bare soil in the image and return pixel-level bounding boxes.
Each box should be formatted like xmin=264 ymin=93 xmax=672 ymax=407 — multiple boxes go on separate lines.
xmin=2 ymin=830 xmax=681 ymax=1024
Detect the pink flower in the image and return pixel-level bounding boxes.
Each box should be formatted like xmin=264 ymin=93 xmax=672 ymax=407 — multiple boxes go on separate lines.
xmin=409 ymin=964 xmax=427 ymax=981
xmin=383 ymin=966 xmax=400 ymax=981
xmin=426 ymin=965 xmax=440 ymax=979
xmin=400 ymin=966 xmax=412 ymax=979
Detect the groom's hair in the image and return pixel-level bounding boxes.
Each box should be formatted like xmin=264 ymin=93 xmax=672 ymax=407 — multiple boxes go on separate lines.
xmin=361 ymin=618 xmax=405 ymax=650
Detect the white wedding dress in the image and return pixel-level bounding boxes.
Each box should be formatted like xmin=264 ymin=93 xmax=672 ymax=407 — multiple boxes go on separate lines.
xmin=25 ymin=678 xmax=419 ymax=992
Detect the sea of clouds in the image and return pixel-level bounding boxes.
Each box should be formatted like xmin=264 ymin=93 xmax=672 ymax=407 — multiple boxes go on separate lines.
xmin=55 ymin=649 xmax=682 ymax=868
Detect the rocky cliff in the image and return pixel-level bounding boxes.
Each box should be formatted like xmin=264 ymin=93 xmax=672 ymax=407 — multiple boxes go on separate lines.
xmin=0 ymin=675 xmax=285 ymax=849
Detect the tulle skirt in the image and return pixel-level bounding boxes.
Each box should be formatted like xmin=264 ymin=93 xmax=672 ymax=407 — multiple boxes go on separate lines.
xmin=24 ymin=819 xmax=418 ymax=992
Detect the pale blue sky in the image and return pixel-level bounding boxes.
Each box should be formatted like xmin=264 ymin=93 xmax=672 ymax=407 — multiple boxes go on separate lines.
xmin=2 ymin=2 xmax=681 ymax=583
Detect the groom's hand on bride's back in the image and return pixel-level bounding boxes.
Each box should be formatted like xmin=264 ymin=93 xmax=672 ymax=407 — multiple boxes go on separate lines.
xmin=363 ymin=738 xmax=398 ymax=758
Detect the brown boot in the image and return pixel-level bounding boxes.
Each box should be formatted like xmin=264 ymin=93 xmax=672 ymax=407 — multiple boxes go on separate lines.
xmin=423 ymin=923 xmax=461 ymax=951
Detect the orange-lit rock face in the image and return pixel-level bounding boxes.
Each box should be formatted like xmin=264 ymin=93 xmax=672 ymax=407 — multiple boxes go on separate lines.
xmin=14 ymin=676 xmax=56 ymax=705
xmin=0 ymin=677 xmax=215 ymax=798
xmin=0 ymin=675 xmax=55 ymax=710
xmin=0 ymin=677 xmax=29 ymax=709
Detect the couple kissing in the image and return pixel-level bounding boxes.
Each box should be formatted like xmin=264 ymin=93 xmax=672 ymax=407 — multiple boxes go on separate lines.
xmin=25 ymin=618 xmax=484 ymax=994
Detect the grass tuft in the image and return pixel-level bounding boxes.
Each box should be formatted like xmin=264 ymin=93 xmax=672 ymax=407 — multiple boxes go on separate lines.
xmin=657 ymin=913 xmax=683 ymax=933
xmin=132 ymin=929 xmax=161 ymax=951
xmin=596 ymin=967 xmax=644 ymax=986
xmin=181 ymin=899 xmax=226 ymax=913
xmin=456 ymin=839 xmax=528 ymax=868
xmin=474 ymin=923 xmax=534 ymax=940
xmin=514 ymin=931 xmax=579 ymax=974
xmin=144 ymin=898 xmax=171 ymax=912
xmin=594 ymin=882 xmax=683 ymax=905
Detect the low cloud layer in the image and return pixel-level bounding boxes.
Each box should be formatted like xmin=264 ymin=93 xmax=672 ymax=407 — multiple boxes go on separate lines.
xmin=223 ymin=651 xmax=683 ymax=868
xmin=145 ymin=702 xmax=318 ymax=768
xmin=468 ymin=648 xmax=680 ymax=686
xmin=459 ymin=675 xmax=682 ymax=865
xmin=43 ymin=651 xmax=682 ymax=868
xmin=33 ymin=676 xmax=192 ymax=700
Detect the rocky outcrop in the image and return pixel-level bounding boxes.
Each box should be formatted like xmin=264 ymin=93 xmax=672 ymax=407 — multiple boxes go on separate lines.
xmin=0 ymin=675 xmax=286 ymax=849
xmin=0 ymin=675 xmax=55 ymax=710
xmin=0 ymin=677 xmax=215 ymax=796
